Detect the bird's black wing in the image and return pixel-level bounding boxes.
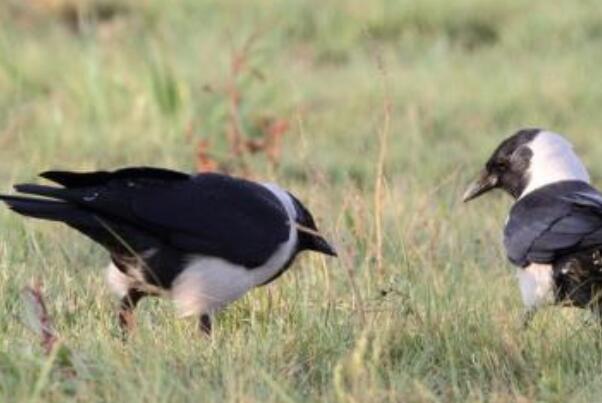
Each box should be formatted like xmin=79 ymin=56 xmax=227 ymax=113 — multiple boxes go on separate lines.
xmin=13 ymin=168 xmax=292 ymax=268
xmin=504 ymin=181 xmax=602 ymax=267
xmin=41 ymin=167 xmax=190 ymax=188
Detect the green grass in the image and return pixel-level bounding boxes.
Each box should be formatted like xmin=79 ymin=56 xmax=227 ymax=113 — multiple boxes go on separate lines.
xmin=2 ymin=0 xmax=602 ymax=401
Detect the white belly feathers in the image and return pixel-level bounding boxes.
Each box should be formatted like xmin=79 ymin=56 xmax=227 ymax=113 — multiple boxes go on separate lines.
xmin=106 ymin=227 xmax=296 ymax=317
xmin=516 ymin=264 xmax=555 ymax=309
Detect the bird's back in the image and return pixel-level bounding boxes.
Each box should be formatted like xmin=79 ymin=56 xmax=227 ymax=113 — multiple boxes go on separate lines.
xmin=3 ymin=168 xmax=293 ymax=268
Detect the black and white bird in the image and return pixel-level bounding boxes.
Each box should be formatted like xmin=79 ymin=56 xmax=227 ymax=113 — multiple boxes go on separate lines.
xmin=463 ymin=128 xmax=602 ymax=323
xmin=0 ymin=168 xmax=337 ymax=334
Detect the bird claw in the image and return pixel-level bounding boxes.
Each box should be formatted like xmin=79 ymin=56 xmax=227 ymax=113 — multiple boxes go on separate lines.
xmin=521 ymin=310 xmax=535 ymax=330
xmin=199 ymin=314 xmax=212 ymax=336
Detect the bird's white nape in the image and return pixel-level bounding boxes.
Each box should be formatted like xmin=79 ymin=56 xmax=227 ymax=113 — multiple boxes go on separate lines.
xmin=261 ymin=183 xmax=297 ymax=220
xmin=521 ymin=131 xmax=590 ymax=197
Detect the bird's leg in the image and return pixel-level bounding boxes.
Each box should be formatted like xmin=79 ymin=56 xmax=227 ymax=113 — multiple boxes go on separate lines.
xmin=118 ymin=289 xmax=146 ymax=337
xmin=199 ymin=313 xmax=212 ymax=336
xmin=589 ymin=289 xmax=602 ymax=325
xmin=521 ymin=309 xmax=536 ymax=329
xmin=588 ymin=301 xmax=602 ymax=327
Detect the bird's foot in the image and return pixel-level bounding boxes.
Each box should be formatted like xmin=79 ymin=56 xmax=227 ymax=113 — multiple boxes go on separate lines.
xmin=117 ymin=290 xmax=145 ymax=339
xmin=199 ymin=314 xmax=212 ymax=336
xmin=118 ymin=308 xmax=136 ymax=339
xmin=521 ymin=309 xmax=536 ymax=330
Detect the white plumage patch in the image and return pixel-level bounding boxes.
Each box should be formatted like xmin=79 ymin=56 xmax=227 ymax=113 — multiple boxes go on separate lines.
xmin=105 ymin=261 xmax=166 ymax=298
xmin=516 ymin=264 xmax=555 ymax=309
xmin=106 ymin=262 xmax=130 ymax=298
xmin=522 ymin=131 xmax=590 ymax=197
xmin=170 ymin=257 xmax=254 ymax=317
xmin=106 ymin=248 xmax=163 ymax=298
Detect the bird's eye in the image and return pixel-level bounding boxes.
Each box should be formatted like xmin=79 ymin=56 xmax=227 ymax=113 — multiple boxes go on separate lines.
xmin=494 ymin=161 xmax=509 ymax=172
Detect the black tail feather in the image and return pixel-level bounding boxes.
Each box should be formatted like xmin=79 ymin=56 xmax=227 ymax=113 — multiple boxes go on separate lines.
xmin=40 ymin=170 xmax=111 ymax=188
xmin=0 ymin=194 xmax=158 ymax=255
xmin=40 ymin=167 xmax=188 ymax=188
xmin=13 ymin=184 xmax=78 ymax=203
xmin=0 ymin=195 xmax=91 ymax=225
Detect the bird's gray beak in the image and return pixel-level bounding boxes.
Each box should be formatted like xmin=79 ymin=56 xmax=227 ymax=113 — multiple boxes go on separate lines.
xmin=463 ymin=169 xmax=498 ymax=203
xmin=295 ymin=223 xmax=338 ymax=257
xmin=310 ymin=235 xmax=338 ymax=257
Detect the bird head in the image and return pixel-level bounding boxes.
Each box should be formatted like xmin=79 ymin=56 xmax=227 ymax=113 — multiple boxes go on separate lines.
xmin=287 ymin=192 xmax=337 ymax=257
xmin=463 ymin=129 xmax=590 ymax=202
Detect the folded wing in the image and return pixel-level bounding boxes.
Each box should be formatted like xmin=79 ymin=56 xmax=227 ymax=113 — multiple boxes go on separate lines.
xmin=8 ymin=168 xmax=291 ymax=268
xmin=505 ymin=181 xmax=602 ymax=267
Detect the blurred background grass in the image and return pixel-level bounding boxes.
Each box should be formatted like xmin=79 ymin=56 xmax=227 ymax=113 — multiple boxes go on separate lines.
xmin=2 ymin=0 xmax=602 ymax=402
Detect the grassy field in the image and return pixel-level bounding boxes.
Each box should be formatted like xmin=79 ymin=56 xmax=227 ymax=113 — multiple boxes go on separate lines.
xmin=3 ymin=0 xmax=602 ymax=401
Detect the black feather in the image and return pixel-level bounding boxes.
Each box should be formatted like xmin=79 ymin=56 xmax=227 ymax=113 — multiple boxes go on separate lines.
xmin=5 ymin=169 xmax=292 ymax=268
xmin=0 ymin=195 xmax=77 ymax=221
xmin=40 ymin=167 xmax=189 ymax=188
xmin=505 ymin=181 xmax=602 ymax=267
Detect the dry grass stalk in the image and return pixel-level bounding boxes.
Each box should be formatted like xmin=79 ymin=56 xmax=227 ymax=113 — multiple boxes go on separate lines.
xmin=247 ymin=117 xmax=290 ymax=168
xmin=196 ymin=139 xmax=219 ymax=172
xmin=373 ymin=54 xmax=392 ymax=277
xmin=197 ymin=30 xmax=289 ymax=176
xmin=22 ymin=280 xmax=59 ymax=355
